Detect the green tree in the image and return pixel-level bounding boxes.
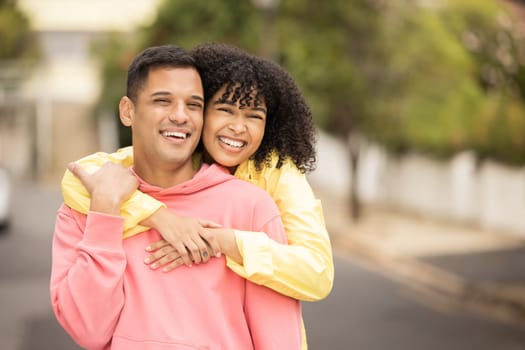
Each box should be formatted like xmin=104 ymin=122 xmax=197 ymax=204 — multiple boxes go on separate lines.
xmin=94 ymin=0 xmax=525 ymax=183
xmin=278 ymin=0 xmax=382 ymax=219
xmin=444 ymin=0 xmax=525 ymax=164
xmin=142 ymin=0 xmax=261 ymax=52
xmin=0 ymin=0 xmax=37 ymax=60
xmin=279 ymin=0 xmax=380 ymax=135
xmin=368 ymin=0 xmax=487 ymax=156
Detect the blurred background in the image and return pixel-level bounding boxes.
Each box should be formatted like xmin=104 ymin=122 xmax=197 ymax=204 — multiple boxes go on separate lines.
xmin=1 ymin=0 xmax=525 ymax=349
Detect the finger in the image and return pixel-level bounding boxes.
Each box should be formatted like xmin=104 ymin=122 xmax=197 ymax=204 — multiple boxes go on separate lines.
xmin=199 ymin=246 xmax=212 ymax=263
xmin=174 ymin=242 xmax=193 ymax=267
xmin=144 ymin=245 xmax=180 ymax=265
xmin=185 ymin=239 xmax=202 ymax=264
xmin=149 ymin=251 xmax=182 ymax=270
xmin=67 ymin=162 xmax=89 ymax=180
xmin=145 ymin=239 xmax=170 ymax=252
xmin=200 ymin=230 xmax=221 ymax=258
xmin=198 ymin=219 xmax=222 ymax=228
xmin=162 ymin=257 xmax=185 ymax=272
xmin=190 ymin=235 xmax=214 ymax=263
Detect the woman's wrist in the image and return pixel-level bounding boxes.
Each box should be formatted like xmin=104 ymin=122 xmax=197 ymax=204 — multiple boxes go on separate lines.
xmin=215 ymin=229 xmax=242 ymax=263
xmin=140 ymin=207 xmax=169 ymax=228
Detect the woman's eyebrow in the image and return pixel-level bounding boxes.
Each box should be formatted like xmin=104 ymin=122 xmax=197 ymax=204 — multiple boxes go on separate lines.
xmin=252 ymin=106 xmax=267 ymax=113
xmin=212 ymin=100 xmax=235 ymax=106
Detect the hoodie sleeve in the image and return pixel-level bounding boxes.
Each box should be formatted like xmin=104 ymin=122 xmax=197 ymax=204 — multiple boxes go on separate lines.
xmin=50 ymin=204 xmax=127 ymax=349
xmin=227 ymin=160 xmax=334 ymax=301
xmin=60 ymin=146 xmax=165 ymax=238
xmin=243 ymin=214 xmax=303 ymax=350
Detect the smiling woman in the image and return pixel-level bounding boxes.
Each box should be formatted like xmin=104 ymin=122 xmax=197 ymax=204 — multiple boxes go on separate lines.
xmin=202 ymin=84 xmax=267 ymax=170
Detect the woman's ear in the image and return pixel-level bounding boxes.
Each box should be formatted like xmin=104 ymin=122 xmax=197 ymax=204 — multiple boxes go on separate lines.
xmin=119 ymin=96 xmax=134 ymax=127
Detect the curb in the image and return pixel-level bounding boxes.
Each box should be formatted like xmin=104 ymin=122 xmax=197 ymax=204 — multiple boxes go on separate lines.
xmin=331 ymin=232 xmax=525 ymax=327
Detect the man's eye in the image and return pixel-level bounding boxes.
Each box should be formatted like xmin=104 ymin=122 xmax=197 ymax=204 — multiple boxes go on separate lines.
xmin=188 ymin=103 xmax=203 ymax=109
xmin=154 ymin=99 xmax=170 ymax=104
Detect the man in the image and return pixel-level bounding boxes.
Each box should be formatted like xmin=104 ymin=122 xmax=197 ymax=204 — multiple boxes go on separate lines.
xmin=50 ymin=45 xmax=302 ymax=349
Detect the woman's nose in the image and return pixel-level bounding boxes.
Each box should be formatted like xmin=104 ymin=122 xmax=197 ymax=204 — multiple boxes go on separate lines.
xmin=228 ymin=116 xmax=247 ymax=133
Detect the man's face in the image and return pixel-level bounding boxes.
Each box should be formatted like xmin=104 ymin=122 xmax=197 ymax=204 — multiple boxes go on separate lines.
xmin=121 ymin=66 xmax=204 ymax=176
xmin=202 ymin=84 xmax=266 ymax=170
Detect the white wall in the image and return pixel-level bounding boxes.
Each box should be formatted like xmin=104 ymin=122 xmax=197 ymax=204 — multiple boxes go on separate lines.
xmin=311 ymin=132 xmax=525 ymax=237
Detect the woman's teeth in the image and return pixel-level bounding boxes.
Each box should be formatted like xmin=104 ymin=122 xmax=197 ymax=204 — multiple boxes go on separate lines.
xmin=219 ymin=136 xmax=244 ymax=148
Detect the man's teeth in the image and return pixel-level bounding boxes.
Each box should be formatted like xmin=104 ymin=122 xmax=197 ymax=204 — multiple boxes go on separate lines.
xmin=163 ymin=131 xmax=187 ymax=139
xmin=219 ymin=136 xmax=244 ymax=148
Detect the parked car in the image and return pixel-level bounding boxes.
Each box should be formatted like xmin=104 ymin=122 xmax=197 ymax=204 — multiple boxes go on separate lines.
xmin=0 ymin=166 xmax=11 ymax=230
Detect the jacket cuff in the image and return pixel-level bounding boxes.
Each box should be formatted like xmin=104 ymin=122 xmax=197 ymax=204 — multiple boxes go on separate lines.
xmin=83 ymin=211 xmax=125 ymax=249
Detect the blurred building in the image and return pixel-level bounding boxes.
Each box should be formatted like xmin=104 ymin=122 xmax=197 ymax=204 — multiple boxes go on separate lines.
xmin=5 ymin=0 xmax=161 ymax=184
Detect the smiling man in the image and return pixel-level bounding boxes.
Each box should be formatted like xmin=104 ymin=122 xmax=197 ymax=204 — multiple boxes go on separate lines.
xmin=119 ymin=64 xmax=203 ymax=188
xmin=50 ymin=45 xmax=302 ymax=350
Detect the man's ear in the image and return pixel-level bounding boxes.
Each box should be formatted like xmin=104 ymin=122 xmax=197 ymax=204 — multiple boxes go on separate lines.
xmin=119 ymin=96 xmax=134 ymax=127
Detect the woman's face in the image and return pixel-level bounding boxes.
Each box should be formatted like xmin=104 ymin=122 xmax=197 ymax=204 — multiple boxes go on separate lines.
xmin=202 ymin=85 xmax=267 ymax=170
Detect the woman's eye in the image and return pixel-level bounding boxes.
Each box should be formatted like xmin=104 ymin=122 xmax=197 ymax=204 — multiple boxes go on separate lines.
xmin=249 ymin=114 xmax=265 ymax=120
xmin=218 ymin=107 xmax=232 ymax=113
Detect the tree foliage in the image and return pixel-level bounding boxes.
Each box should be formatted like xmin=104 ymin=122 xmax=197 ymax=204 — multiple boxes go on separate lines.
xmin=0 ymin=0 xmax=37 ymax=60
xmin=279 ymin=0 xmax=378 ymax=135
xmin=94 ymin=0 xmax=525 ymax=165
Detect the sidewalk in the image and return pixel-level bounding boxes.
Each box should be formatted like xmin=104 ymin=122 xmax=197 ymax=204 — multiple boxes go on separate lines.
xmin=316 ymin=187 xmax=525 ymax=327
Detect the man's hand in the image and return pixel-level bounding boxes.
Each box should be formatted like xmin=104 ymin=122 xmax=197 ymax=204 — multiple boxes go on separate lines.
xmin=144 ymin=227 xmax=242 ymax=272
xmin=144 ymin=240 xmax=187 ymax=272
xmin=68 ymin=161 xmax=138 ymax=216
xmin=142 ymin=207 xmax=222 ymax=267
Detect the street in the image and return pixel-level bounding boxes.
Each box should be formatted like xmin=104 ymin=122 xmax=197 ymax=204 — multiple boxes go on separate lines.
xmin=1 ymin=184 xmax=525 ymax=349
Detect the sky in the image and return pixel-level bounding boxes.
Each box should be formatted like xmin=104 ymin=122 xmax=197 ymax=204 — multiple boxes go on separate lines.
xmin=17 ymin=0 xmax=162 ymax=31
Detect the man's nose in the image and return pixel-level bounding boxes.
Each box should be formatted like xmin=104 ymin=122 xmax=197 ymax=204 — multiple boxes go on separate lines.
xmin=168 ymin=103 xmax=188 ymax=123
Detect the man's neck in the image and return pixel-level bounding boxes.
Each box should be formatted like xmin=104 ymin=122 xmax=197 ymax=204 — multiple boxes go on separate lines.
xmin=133 ymin=161 xmax=197 ymax=188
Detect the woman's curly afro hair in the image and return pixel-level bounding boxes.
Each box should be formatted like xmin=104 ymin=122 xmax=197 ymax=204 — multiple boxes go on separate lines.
xmin=190 ymin=42 xmax=317 ymax=173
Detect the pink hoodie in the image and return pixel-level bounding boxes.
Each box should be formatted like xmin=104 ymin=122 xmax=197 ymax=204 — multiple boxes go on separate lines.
xmin=50 ymin=163 xmax=302 ymax=350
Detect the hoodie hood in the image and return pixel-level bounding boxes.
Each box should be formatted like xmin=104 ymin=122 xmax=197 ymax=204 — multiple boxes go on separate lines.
xmin=133 ymin=163 xmax=236 ymax=200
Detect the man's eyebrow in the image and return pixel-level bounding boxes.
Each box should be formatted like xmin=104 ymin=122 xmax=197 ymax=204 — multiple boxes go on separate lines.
xmin=150 ymin=91 xmax=204 ymax=102
xmin=151 ymin=91 xmax=171 ymax=97
xmin=191 ymin=95 xmax=204 ymax=102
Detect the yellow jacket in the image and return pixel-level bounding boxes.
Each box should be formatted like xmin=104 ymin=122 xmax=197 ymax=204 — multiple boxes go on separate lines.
xmin=61 ymin=146 xmax=334 ymax=302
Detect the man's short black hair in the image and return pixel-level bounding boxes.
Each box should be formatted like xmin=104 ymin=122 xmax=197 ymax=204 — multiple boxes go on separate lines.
xmin=126 ymin=45 xmax=198 ymax=102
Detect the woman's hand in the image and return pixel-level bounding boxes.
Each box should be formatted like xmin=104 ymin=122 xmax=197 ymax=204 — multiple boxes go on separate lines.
xmin=144 ymin=227 xmax=242 ymax=272
xmin=141 ymin=207 xmax=222 ymax=266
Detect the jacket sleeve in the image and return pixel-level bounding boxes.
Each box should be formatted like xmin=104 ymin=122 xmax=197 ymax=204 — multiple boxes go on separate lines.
xmin=50 ymin=204 xmax=127 ymax=349
xmin=61 ymin=146 xmax=165 ymax=238
xmin=243 ymin=213 xmax=303 ymax=350
xmin=227 ymin=161 xmax=334 ymax=301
